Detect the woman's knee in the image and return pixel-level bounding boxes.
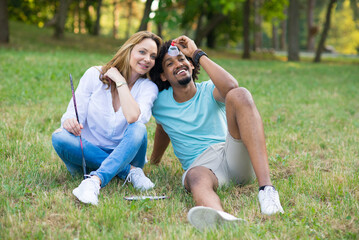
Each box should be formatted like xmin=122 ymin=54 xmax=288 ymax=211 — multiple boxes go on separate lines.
xmin=126 ymin=122 xmax=147 ymax=140
xmin=52 ymin=128 xmax=76 ymax=150
xmin=52 ymin=128 xmax=64 ymax=149
xmin=129 ymin=121 xmax=146 ymax=132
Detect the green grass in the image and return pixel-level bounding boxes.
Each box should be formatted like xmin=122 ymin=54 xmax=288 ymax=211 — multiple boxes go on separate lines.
xmin=1 ymin=22 xmax=358 ymax=239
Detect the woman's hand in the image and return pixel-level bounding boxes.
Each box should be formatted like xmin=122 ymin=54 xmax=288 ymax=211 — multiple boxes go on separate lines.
xmin=104 ymin=67 xmax=126 ymax=85
xmin=63 ymin=118 xmax=83 ymax=136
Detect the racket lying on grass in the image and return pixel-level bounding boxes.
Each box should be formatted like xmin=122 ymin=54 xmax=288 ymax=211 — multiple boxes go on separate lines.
xmin=124 ymin=196 xmax=169 ymax=201
xmin=70 ymin=73 xmax=87 ymax=179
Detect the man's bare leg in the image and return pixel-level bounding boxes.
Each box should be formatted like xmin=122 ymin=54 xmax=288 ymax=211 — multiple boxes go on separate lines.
xmin=225 ymin=87 xmax=272 ymax=187
xmin=185 ymin=166 xmax=247 ymax=231
xmin=225 ymin=87 xmax=284 ymax=215
xmin=184 ymin=166 xmax=223 ymax=211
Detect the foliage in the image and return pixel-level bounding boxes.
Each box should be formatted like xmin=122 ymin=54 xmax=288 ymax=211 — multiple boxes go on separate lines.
xmin=152 ymin=0 xmax=181 ymax=31
xmin=324 ymin=0 xmax=359 ymax=54
xmin=1 ymin=21 xmax=359 ymax=239
xmin=6 ymin=0 xmax=359 ymax=54
xmin=8 ymin=0 xmax=57 ymax=27
xmin=262 ymin=0 xmax=289 ymax=21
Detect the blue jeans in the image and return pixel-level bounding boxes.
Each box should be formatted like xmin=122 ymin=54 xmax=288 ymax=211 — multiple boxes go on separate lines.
xmin=52 ymin=122 xmax=147 ymax=188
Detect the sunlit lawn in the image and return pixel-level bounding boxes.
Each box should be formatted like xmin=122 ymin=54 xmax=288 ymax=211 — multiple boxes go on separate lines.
xmin=0 ymin=22 xmax=358 ymax=239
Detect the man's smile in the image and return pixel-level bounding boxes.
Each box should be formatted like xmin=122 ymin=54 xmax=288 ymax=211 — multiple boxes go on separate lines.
xmin=174 ymin=66 xmax=189 ymax=76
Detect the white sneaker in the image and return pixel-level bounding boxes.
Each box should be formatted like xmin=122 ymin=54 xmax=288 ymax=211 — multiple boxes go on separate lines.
xmin=72 ymin=177 xmax=101 ymax=206
xmin=258 ymin=186 xmax=284 ymax=215
xmin=187 ymin=206 xmax=246 ymax=231
xmin=124 ymin=168 xmax=155 ymax=191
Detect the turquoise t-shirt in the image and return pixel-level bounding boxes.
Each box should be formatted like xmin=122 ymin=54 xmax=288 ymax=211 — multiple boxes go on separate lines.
xmin=152 ymin=80 xmax=227 ymax=170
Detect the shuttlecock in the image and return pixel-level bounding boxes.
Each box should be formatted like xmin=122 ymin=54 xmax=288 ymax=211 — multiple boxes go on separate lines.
xmin=168 ymin=41 xmax=180 ymax=56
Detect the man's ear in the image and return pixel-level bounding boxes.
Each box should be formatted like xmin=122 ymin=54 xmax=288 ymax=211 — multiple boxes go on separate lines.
xmin=189 ymin=60 xmax=195 ymax=70
xmin=160 ymin=73 xmax=167 ymax=82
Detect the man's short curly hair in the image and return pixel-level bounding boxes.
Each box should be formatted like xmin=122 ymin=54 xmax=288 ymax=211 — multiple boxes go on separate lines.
xmin=149 ymin=40 xmax=200 ymax=92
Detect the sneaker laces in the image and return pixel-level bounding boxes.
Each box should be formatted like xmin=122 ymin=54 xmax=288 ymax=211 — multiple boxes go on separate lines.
xmin=122 ymin=171 xmax=134 ymax=187
xmin=122 ymin=168 xmax=154 ymax=190
xmin=86 ymin=178 xmax=101 ymax=192
xmin=122 ymin=168 xmax=144 ymax=187
xmin=262 ymin=187 xmax=283 ymax=212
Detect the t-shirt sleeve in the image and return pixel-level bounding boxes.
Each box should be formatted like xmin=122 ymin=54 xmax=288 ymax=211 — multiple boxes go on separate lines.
xmin=200 ymin=80 xmax=225 ymax=108
xmin=60 ymin=67 xmax=99 ymax=127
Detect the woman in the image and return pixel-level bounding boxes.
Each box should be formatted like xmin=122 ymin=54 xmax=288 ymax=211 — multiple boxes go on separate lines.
xmin=52 ymin=31 xmax=162 ymax=205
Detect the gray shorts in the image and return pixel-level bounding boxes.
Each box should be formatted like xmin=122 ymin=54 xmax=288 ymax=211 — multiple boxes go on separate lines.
xmin=182 ymin=134 xmax=256 ymax=187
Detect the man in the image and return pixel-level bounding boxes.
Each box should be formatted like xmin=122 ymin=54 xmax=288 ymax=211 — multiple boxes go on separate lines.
xmin=149 ymin=36 xmax=284 ymax=231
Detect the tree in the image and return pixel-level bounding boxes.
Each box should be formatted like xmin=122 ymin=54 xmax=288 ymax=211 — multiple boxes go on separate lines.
xmin=314 ymin=0 xmax=337 ymax=62
xmin=287 ymin=0 xmax=300 ymax=61
xmin=350 ymin=0 xmax=358 ymax=22
xmin=138 ymin=0 xmax=153 ymax=31
xmin=279 ymin=8 xmax=287 ymax=51
xmin=307 ymin=0 xmax=318 ymax=51
xmin=113 ymin=0 xmax=120 ymax=38
xmin=54 ymin=0 xmax=72 ymax=39
xmin=324 ymin=0 xmax=359 ymax=54
xmin=180 ymin=0 xmax=229 ymax=46
xmin=194 ymin=13 xmax=226 ymax=46
xmin=84 ymin=0 xmax=95 ymax=34
xmin=253 ymin=0 xmax=263 ymax=51
xmin=152 ymin=0 xmax=176 ymax=38
xmin=206 ymin=24 xmax=216 ymax=49
xmin=242 ymin=0 xmax=251 ymax=59
xmin=93 ymin=0 xmax=102 ymax=36
xmin=125 ymin=0 xmax=134 ymax=39
xmin=0 ymin=0 xmax=9 ymax=43
xmin=272 ymin=19 xmax=279 ymax=50
xmin=261 ymin=0 xmax=288 ymax=50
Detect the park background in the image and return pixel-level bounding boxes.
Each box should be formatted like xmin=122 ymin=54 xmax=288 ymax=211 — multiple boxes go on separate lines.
xmin=0 ymin=0 xmax=358 ymax=239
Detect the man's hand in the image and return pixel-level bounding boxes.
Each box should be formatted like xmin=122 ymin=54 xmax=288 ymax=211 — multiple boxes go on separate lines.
xmin=173 ymin=35 xmax=198 ymax=59
xmin=63 ymin=118 xmax=83 ymax=136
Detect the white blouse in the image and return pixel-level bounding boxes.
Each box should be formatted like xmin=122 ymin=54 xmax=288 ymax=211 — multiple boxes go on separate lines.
xmin=61 ymin=66 xmax=158 ymax=149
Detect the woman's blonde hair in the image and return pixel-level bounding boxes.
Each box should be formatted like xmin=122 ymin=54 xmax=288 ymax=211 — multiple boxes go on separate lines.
xmin=100 ymin=31 xmax=162 ymax=88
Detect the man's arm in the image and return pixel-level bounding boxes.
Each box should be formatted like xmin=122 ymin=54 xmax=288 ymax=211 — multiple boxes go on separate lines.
xmin=150 ymin=123 xmax=170 ymax=165
xmin=198 ymin=55 xmax=238 ymax=102
xmin=174 ymin=36 xmax=238 ymax=102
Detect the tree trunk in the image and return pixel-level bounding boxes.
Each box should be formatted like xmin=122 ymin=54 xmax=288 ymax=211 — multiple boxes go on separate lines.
xmin=84 ymin=0 xmax=94 ymax=34
xmin=207 ymin=29 xmax=216 ymax=49
xmin=93 ymin=0 xmax=102 ymax=36
xmin=126 ymin=0 xmax=133 ymax=39
xmin=314 ymin=0 xmax=337 ymax=62
xmin=253 ymin=0 xmax=263 ymax=51
xmin=206 ymin=12 xmax=216 ymax=49
xmin=0 ymin=0 xmax=9 ymax=43
xmin=350 ymin=0 xmax=358 ymax=22
xmin=195 ymin=14 xmax=226 ymax=47
xmin=157 ymin=22 xmax=162 ymax=38
xmin=194 ymin=11 xmax=204 ymax=45
xmin=307 ymin=0 xmax=316 ymax=51
xmin=272 ymin=20 xmax=279 ymax=50
xmin=54 ymin=0 xmax=72 ymax=39
xmin=242 ymin=0 xmax=251 ymax=59
xmin=113 ymin=0 xmax=120 ymax=38
xmin=279 ymin=8 xmax=287 ymax=51
xmin=287 ymin=0 xmax=300 ymax=61
xmin=79 ymin=0 xmax=85 ymax=34
xmin=138 ymin=0 xmax=153 ymax=31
